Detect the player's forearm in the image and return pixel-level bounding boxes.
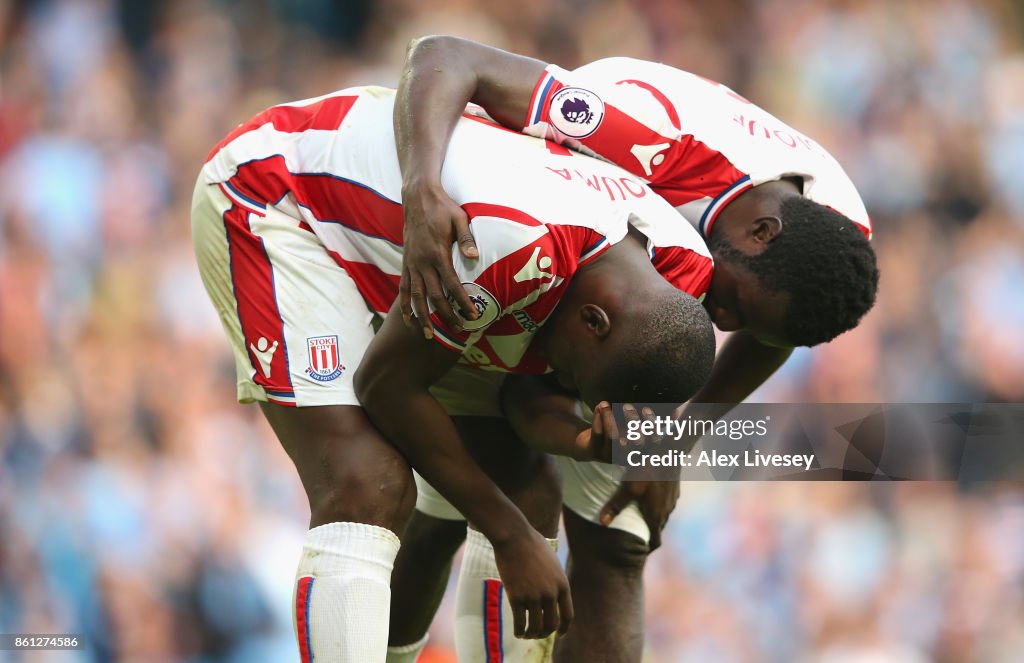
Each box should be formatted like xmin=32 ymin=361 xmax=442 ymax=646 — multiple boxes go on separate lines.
xmin=501 ymin=376 xmax=590 ymax=460
xmin=394 ymin=36 xmax=545 ymax=191
xmin=686 ymin=329 xmax=793 ymax=416
xmin=359 ymin=378 xmax=531 ymax=545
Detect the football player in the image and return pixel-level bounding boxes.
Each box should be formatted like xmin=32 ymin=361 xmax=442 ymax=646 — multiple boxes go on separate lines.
xmin=192 ymin=84 xmax=717 ymax=663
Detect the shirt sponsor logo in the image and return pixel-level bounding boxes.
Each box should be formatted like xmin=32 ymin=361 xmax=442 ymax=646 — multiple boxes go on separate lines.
xmin=512 ymin=309 xmax=539 ymax=333
xmin=550 ymin=87 xmax=605 ymax=139
xmin=306 ymin=335 xmax=345 ymax=382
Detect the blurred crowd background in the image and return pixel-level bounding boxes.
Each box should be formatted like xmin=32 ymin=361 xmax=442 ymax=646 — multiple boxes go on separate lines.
xmin=1 ymin=0 xmax=1023 ymax=661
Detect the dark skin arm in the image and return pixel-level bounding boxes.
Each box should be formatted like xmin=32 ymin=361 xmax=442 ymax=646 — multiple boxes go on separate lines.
xmin=394 ymin=36 xmax=546 ymax=337
xmin=684 ymin=329 xmax=794 ymax=425
xmin=354 ymin=304 xmax=571 ymax=639
xmin=499 ymin=374 xmax=625 ymax=463
xmin=501 ymin=375 xmax=679 ymax=550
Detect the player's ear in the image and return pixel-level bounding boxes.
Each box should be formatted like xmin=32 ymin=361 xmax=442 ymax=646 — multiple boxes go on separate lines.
xmin=751 ymin=215 xmax=783 ymax=245
xmin=579 ymin=304 xmax=611 ymax=339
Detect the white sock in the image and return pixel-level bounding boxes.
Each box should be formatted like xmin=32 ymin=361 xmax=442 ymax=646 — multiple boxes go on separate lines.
xmin=454 ymin=528 xmax=559 ymax=662
xmin=294 ymin=522 xmax=400 ymax=663
xmin=385 ymin=634 xmax=429 ymax=663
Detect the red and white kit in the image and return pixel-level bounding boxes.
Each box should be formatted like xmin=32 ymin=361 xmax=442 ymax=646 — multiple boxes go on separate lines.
xmin=192 ymin=86 xmax=712 ymax=409
xmin=524 ymin=58 xmax=872 ymax=239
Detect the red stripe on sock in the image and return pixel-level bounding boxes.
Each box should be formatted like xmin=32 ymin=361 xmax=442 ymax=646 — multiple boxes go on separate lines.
xmin=296 ymin=576 xmax=315 ymax=663
xmin=484 ymin=579 xmax=504 ymax=662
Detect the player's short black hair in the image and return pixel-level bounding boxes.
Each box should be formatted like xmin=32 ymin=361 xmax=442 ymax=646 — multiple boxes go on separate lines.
xmin=603 ymin=290 xmax=716 ymax=404
xmin=715 ymin=196 xmax=879 ymax=347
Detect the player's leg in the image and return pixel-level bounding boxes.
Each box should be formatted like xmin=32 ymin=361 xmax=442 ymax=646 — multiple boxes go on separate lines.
xmin=387 ymin=508 xmax=467 ymax=661
xmin=404 ymin=468 xmax=645 ymax=663
xmin=263 ymin=402 xmax=416 ymax=662
xmin=388 ymin=361 xmax=565 ymax=662
xmin=192 ymin=178 xmax=410 ymax=662
xmin=552 ymin=457 xmax=651 ymax=663
xmin=387 ymin=364 xmax=566 ymax=663
xmin=554 ymin=509 xmax=648 ymax=662
xmin=386 ymin=370 xmax=476 ymax=662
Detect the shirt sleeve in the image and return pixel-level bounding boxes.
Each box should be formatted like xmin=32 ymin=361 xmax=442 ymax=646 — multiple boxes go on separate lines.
xmin=523 ymin=60 xmax=747 ymax=208
xmin=525 ymin=62 xmax=683 ymax=181
xmin=650 ymin=245 xmax=714 ymax=301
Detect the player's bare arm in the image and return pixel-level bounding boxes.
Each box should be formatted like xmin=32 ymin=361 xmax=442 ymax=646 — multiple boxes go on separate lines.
xmin=684 ymin=329 xmax=794 ymax=416
xmin=501 ymin=374 xmax=681 ymax=551
xmin=395 ymin=36 xmax=546 ymax=336
xmin=498 ymin=374 xmax=621 ymax=463
xmin=354 ymin=303 xmax=572 ymax=639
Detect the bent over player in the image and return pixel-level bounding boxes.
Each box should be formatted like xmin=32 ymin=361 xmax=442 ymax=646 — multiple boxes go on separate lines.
xmin=385 ymin=36 xmax=880 ymax=662
xmin=191 ymin=84 xmax=716 ymax=662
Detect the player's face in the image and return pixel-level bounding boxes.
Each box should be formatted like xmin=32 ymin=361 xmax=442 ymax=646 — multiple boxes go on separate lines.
xmin=536 ymin=309 xmax=614 ymax=409
xmin=705 ymin=261 xmax=792 ymax=347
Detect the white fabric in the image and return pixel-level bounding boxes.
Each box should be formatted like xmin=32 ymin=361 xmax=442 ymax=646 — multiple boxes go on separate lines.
xmin=385 ymin=635 xmax=429 ymax=663
xmin=294 ymin=522 xmax=400 ymax=662
xmin=413 ymin=471 xmax=467 ymax=522
xmin=198 ymin=86 xmax=711 ymax=373
xmin=429 ymin=363 xmax=507 ymax=417
xmin=556 ymin=456 xmax=649 ymax=543
xmin=413 ymin=461 xmax=649 ymax=544
xmin=413 ymin=394 xmax=650 ymax=542
xmin=191 ymin=178 xmax=375 ymax=407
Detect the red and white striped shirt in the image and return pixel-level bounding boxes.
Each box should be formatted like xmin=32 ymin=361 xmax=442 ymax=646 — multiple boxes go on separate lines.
xmin=524 ymin=59 xmax=872 ymax=239
xmin=202 ymin=86 xmax=712 ymax=373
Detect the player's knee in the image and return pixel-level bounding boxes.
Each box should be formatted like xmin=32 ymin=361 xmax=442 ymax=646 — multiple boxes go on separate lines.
xmin=308 ymin=460 xmax=416 ymax=530
xmin=567 ymin=511 xmax=649 ymax=574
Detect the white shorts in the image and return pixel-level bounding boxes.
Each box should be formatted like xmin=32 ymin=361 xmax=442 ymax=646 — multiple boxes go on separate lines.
xmin=193 ymin=178 xmax=511 ymax=414
xmin=415 ymin=459 xmax=649 ymax=543
xmin=191 ymin=178 xmax=377 ymax=407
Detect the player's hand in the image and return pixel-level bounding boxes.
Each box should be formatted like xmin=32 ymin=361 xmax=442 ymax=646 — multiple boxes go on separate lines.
xmin=599 ymin=478 xmax=680 ymax=551
xmin=399 ymin=180 xmax=479 ymax=339
xmin=573 ymin=401 xmax=659 ymax=465
xmin=493 ymin=528 xmax=573 ymax=639
xmin=573 ymin=401 xmax=621 ymax=463
xmin=576 ymin=403 xmax=662 ymax=463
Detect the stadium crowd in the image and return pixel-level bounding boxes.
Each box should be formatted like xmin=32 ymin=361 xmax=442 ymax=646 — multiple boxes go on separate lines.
xmin=1 ymin=0 xmax=1022 ymax=661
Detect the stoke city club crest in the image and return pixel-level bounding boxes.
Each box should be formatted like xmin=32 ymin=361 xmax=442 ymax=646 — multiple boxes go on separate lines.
xmin=306 ymin=335 xmax=345 ymax=382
